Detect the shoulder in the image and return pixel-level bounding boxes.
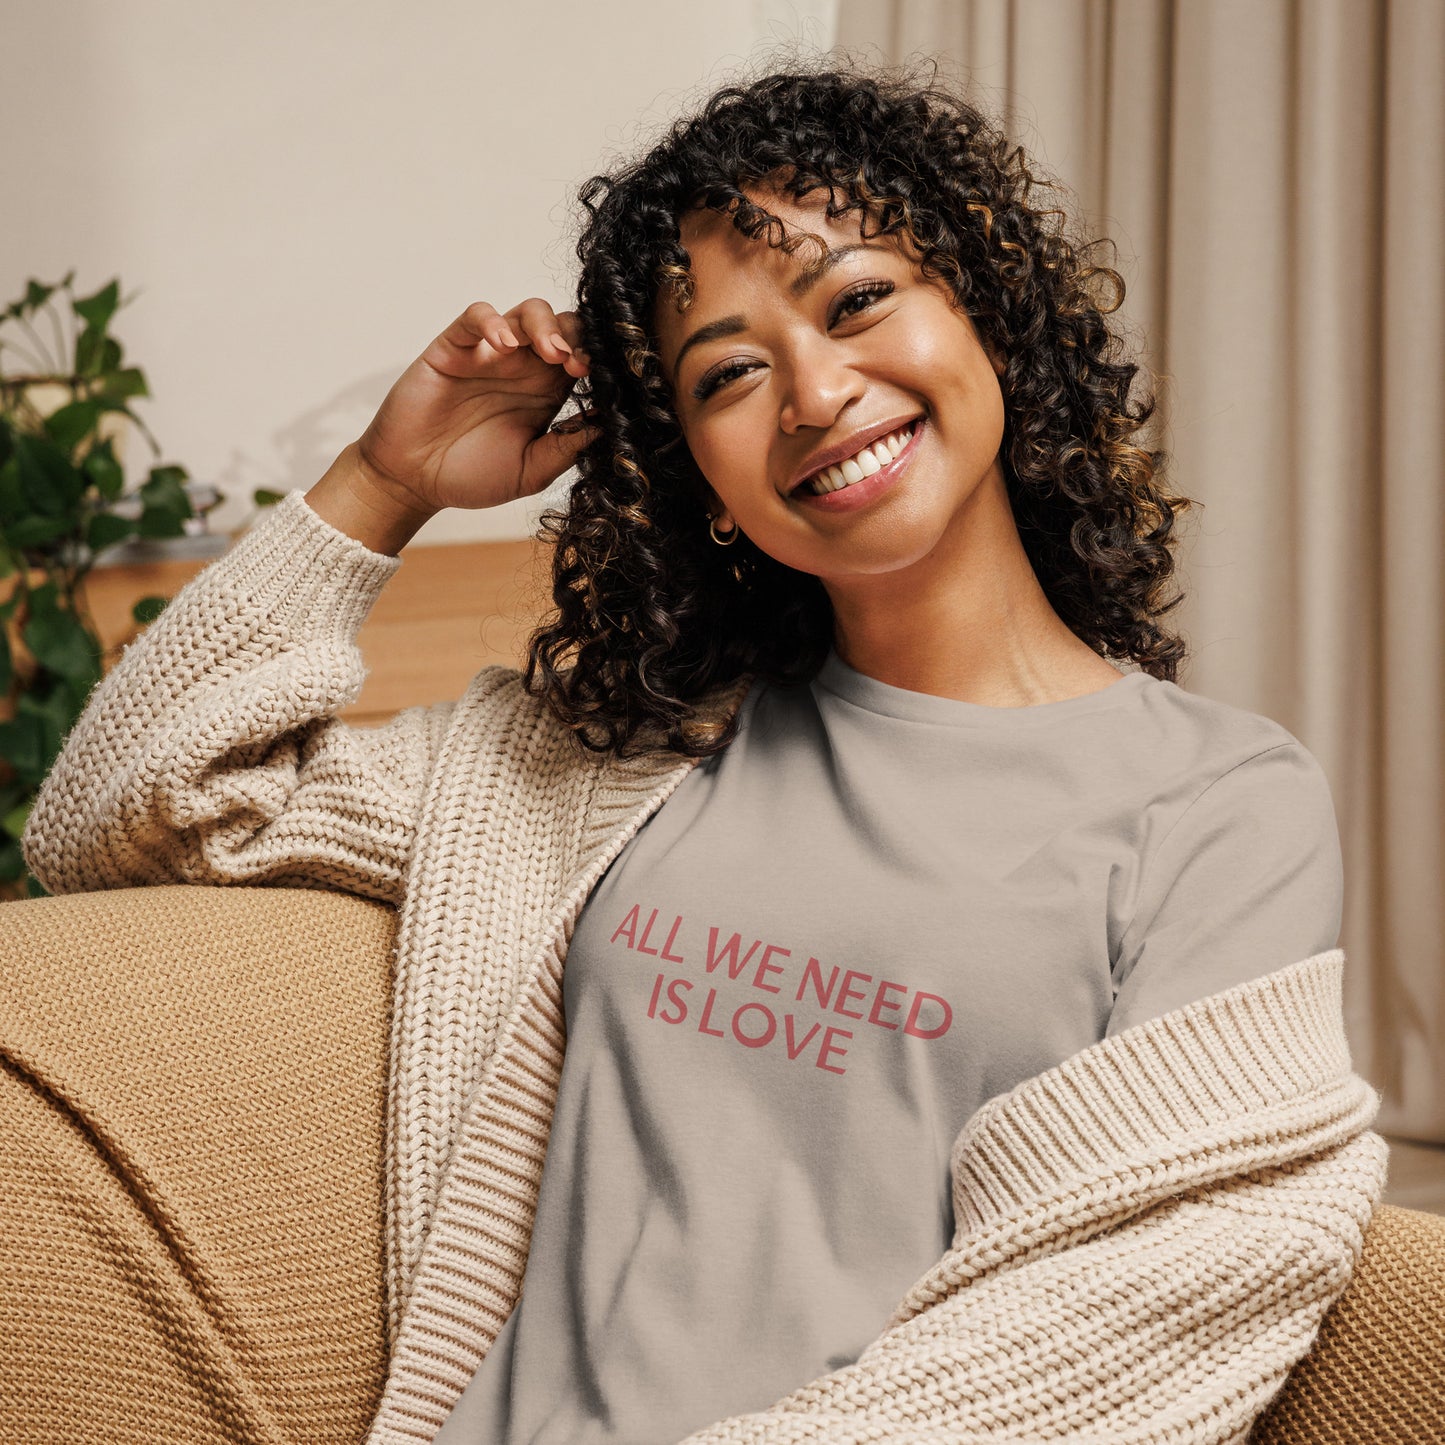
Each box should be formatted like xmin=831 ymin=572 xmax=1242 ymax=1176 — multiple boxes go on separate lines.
xmin=1127 ymin=675 xmax=1333 ymax=823
xmin=1108 ymin=682 xmax=1344 ymax=1031
xmin=1136 ymin=673 xmax=1302 ymax=766
xmin=1118 ymin=678 xmax=1342 ymax=936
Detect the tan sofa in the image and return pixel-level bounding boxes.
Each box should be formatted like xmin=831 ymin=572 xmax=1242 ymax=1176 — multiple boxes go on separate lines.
xmin=1 ymin=883 xmax=1442 ymax=1444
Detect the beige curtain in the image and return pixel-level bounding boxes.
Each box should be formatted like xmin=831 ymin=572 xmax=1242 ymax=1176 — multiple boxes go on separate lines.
xmin=834 ymin=0 xmax=1444 ymax=1141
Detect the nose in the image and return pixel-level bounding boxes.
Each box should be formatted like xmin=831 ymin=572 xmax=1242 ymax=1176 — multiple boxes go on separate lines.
xmin=777 ymin=334 xmax=866 ymax=434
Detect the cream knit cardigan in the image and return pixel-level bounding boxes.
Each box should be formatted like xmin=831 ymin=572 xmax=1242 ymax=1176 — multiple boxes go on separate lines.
xmin=23 ymin=489 xmax=1389 ymax=1445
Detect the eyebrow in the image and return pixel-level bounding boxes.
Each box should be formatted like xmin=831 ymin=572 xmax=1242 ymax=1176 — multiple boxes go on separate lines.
xmin=668 ymin=241 xmax=891 ymax=384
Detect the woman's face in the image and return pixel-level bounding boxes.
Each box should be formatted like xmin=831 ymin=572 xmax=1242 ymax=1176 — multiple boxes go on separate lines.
xmin=651 ymin=185 xmax=1009 ymax=586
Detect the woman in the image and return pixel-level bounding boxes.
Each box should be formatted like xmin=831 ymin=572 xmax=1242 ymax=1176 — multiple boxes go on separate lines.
xmin=20 ymin=61 xmax=1385 ymax=1445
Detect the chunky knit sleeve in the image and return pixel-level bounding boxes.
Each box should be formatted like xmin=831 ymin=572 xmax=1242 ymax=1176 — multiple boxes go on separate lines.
xmin=20 ymin=489 xmax=454 ymax=907
xmin=677 ymin=950 xmax=1388 ymax=1445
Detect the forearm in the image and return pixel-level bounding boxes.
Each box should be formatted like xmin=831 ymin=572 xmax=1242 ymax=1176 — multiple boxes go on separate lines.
xmin=20 ymin=487 xmax=434 ymax=898
xmin=305 ymin=442 xmax=439 ymax=558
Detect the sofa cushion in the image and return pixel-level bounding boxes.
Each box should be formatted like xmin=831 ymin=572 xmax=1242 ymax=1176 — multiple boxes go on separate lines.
xmin=0 ymin=884 xmax=395 ymax=1445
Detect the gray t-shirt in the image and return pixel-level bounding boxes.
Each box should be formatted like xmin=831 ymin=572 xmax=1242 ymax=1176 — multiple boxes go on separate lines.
xmin=434 ymin=650 xmax=1342 ymax=1444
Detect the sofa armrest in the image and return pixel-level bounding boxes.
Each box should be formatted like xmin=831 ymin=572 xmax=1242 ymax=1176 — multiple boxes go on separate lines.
xmin=1251 ymin=1202 xmax=1445 ymax=1443
xmin=0 ymin=884 xmax=395 ymax=1445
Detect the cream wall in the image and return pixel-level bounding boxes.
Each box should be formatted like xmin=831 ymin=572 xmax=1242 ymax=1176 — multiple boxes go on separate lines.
xmin=0 ymin=0 xmax=838 ymax=543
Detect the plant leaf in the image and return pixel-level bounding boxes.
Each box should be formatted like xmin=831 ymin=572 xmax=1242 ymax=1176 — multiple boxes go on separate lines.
xmin=143 ymin=463 xmax=190 ymax=495
xmin=13 ymin=434 xmax=84 ymax=514
xmin=27 ymin=578 xmax=59 ymax=612
xmin=137 ymin=507 xmax=189 ymax=539
xmin=138 ymin=464 xmax=192 ymax=536
xmin=1 ymin=795 xmax=30 ymax=842
xmin=0 ymin=625 xmax=10 ymax=694
xmin=76 ymin=324 xmax=105 ymax=376
xmin=5 ymin=513 xmax=73 ymax=547
xmin=73 ymin=279 xmax=120 ymax=331
xmin=86 ymin=511 xmax=135 ymax=552
xmin=44 ymin=399 xmax=101 ymax=452
xmin=99 ymin=366 xmax=148 ymax=401
xmin=82 ymin=438 xmax=125 ymax=499
xmin=73 ymin=324 xmax=123 ymax=379
xmin=0 ymin=456 xmax=22 ymax=522
xmin=23 ymin=280 xmax=56 ymax=314
xmin=22 ymin=602 xmax=101 ymax=683
xmin=0 ymin=713 xmax=47 ymax=785
xmin=0 ymin=774 xmax=28 ymax=812
xmin=132 ymin=594 xmax=169 ymax=625
xmin=58 ymin=670 xmax=96 ymax=722
xmin=15 ymin=687 xmax=78 ymax=777
xmin=22 ymin=684 xmax=82 ymax=739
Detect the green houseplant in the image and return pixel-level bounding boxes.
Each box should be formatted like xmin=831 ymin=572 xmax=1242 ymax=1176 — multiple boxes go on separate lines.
xmin=0 ymin=273 xmax=204 ymax=899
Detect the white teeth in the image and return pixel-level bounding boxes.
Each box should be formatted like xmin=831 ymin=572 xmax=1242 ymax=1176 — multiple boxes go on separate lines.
xmin=803 ymin=423 xmax=915 ymax=495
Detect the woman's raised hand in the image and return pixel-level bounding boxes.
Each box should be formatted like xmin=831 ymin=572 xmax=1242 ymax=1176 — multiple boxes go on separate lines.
xmin=353 ymin=299 xmax=598 ymax=515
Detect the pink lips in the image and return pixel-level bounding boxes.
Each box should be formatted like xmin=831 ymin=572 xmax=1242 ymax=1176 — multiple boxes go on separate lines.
xmin=790 ymin=417 xmax=925 ymax=514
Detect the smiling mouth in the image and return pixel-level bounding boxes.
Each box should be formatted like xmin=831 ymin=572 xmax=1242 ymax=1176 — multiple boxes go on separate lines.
xmin=790 ymin=420 xmax=921 ymax=497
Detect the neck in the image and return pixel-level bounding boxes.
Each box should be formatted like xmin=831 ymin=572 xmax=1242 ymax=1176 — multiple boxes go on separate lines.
xmin=821 ymin=467 xmax=1119 ymax=706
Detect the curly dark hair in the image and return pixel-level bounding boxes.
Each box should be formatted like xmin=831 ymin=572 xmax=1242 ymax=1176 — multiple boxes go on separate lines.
xmin=522 ymin=54 xmax=1196 ymax=759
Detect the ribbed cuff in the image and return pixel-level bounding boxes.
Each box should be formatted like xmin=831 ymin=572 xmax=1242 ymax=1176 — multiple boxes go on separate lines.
xmin=212 ymin=487 xmax=404 ymax=640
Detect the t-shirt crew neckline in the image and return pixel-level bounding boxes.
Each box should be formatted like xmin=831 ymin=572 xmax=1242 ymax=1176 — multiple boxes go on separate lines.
xmin=813 ymin=647 xmax=1154 ymax=727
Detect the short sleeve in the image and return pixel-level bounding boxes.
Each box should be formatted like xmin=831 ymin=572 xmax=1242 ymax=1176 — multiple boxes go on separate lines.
xmin=1106 ymin=740 xmax=1344 ymax=1037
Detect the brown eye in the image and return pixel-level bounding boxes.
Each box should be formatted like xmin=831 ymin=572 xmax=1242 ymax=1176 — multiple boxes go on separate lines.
xmin=693 ymin=358 xmax=757 ymax=401
xmin=829 ymin=280 xmax=895 ymax=325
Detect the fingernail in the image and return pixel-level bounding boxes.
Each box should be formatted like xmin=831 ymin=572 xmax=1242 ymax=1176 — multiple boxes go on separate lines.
xmin=550 ymin=333 xmax=572 ymax=354
xmin=499 ymin=327 xmax=519 ymax=347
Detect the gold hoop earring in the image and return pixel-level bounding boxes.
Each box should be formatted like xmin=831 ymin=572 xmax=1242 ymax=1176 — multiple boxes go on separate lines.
xmin=709 ymin=515 xmax=739 ymax=546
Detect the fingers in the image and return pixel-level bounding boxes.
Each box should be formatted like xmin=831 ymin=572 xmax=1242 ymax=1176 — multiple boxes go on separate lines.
xmin=526 ymin=414 xmax=601 ymax=493
xmin=551 ymin=309 xmax=591 ymax=366
xmin=550 ymin=405 xmax=601 ymax=435
xmin=432 ymin=299 xmax=591 ymax=378
xmin=438 ymin=301 xmax=515 ymax=355
xmin=502 ymin=299 xmax=591 ymax=377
